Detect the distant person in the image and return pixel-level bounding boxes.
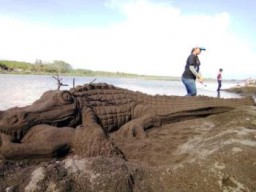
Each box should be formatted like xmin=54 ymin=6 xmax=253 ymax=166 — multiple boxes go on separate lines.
xmin=181 ymin=47 xmax=206 ymax=96
xmin=217 ymin=68 xmax=223 ymax=92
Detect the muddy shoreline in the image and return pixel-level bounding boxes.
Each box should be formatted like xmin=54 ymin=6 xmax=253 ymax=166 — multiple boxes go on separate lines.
xmin=1 ymin=85 xmax=256 ymax=192
xmin=224 ymin=85 xmax=256 ymax=97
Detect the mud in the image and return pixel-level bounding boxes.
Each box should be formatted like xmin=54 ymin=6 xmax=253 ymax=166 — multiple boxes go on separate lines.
xmin=0 ymin=85 xmax=256 ymax=192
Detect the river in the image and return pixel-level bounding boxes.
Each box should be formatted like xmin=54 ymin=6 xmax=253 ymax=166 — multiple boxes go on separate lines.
xmin=0 ymin=74 xmax=240 ymax=110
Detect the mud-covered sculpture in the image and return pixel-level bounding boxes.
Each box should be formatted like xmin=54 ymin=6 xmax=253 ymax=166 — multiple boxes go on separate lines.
xmin=0 ymin=83 xmax=254 ymax=159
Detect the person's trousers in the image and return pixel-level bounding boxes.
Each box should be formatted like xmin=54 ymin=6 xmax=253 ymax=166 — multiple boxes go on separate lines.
xmin=217 ymin=80 xmax=222 ymax=91
xmin=182 ymin=77 xmax=197 ymax=96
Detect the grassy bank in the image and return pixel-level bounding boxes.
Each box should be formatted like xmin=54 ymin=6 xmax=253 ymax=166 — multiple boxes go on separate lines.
xmin=0 ymin=60 xmax=180 ymax=81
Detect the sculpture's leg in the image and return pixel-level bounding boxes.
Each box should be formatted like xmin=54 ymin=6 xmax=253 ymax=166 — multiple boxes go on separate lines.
xmin=0 ymin=124 xmax=74 ymax=160
xmin=113 ymin=104 xmax=159 ymax=139
xmin=72 ymin=107 xmax=125 ymax=159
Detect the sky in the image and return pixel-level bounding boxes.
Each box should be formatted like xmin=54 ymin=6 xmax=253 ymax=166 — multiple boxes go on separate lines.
xmin=0 ymin=0 xmax=256 ymax=80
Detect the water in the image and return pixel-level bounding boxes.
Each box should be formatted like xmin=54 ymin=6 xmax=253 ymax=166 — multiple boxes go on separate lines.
xmin=0 ymin=74 xmax=240 ymax=110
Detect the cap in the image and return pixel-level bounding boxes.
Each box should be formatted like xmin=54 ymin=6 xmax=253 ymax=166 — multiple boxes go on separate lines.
xmin=191 ymin=47 xmax=206 ymax=53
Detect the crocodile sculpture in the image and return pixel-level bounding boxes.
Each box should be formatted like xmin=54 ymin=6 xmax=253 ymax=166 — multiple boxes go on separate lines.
xmin=0 ymin=82 xmax=255 ymax=159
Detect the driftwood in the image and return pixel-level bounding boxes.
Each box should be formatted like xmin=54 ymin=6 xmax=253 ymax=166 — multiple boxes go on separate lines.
xmin=52 ymin=74 xmax=68 ymax=90
xmin=53 ymin=75 xmax=97 ymax=90
xmin=89 ymin=78 xmax=97 ymax=84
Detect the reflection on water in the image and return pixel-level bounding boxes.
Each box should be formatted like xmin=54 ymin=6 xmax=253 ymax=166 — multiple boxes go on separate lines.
xmin=217 ymin=91 xmax=221 ymax=98
xmin=0 ymin=74 xmax=240 ymax=110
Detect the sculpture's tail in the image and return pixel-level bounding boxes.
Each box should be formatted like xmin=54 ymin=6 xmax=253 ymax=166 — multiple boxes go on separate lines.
xmin=156 ymin=106 xmax=234 ymax=125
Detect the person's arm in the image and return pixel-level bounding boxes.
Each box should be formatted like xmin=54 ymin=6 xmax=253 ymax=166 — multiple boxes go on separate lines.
xmin=189 ymin=66 xmax=203 ymax=82
xmin=189 ymin=65 xmax=201 ymax=78
xmin=187 ymin=55 xmax=203 ymax=82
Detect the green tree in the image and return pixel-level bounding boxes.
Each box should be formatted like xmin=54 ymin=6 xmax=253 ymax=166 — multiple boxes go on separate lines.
xmin=50 ymin=60 xmax=73 ymax=73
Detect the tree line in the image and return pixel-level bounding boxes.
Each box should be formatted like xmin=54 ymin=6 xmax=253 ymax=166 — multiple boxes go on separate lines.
xmin=0 ymin=60 xmax=73 ymax=73
xmin=0 ymin=60 xmax=179 ymax=81
xmin=0 ymin=59 xmax=147 ymax=78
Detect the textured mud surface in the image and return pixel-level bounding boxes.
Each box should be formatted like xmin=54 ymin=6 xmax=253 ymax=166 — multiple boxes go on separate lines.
xmin=112 ymin=106 xmax=256 ymax=191
xmin=0 ymin=85 xmax=256 ymax=192
xmin=225 ymin=85 xmax=256 ymax=97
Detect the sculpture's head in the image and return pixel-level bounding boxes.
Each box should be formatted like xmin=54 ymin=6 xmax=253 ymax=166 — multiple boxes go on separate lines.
xmin=0 ymin=90 xmax=80 ymax=140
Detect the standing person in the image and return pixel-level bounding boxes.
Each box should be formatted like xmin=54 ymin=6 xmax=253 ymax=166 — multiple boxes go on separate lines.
xmin=217 ymin=68 xmax=223 ymax=92
xmin=181 ymin=47 xmax=206 ymax=96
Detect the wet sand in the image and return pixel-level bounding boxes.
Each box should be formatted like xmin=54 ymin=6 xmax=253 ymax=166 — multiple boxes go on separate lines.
xmin=1 ymin=85 xmax=256 ymax=191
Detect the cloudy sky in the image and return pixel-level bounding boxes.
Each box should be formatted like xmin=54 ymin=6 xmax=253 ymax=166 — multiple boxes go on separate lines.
xmin=0 ymin=0 xmax=255 ymax=79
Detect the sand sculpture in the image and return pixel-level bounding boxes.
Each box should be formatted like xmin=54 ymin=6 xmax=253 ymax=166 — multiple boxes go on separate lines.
xmin=0 ymin=82 xmax=254 ymax=160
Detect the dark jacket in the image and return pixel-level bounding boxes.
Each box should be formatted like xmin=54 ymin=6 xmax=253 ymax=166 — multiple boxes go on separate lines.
xmin=182 ymin=54 xmax=200 ymax=80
